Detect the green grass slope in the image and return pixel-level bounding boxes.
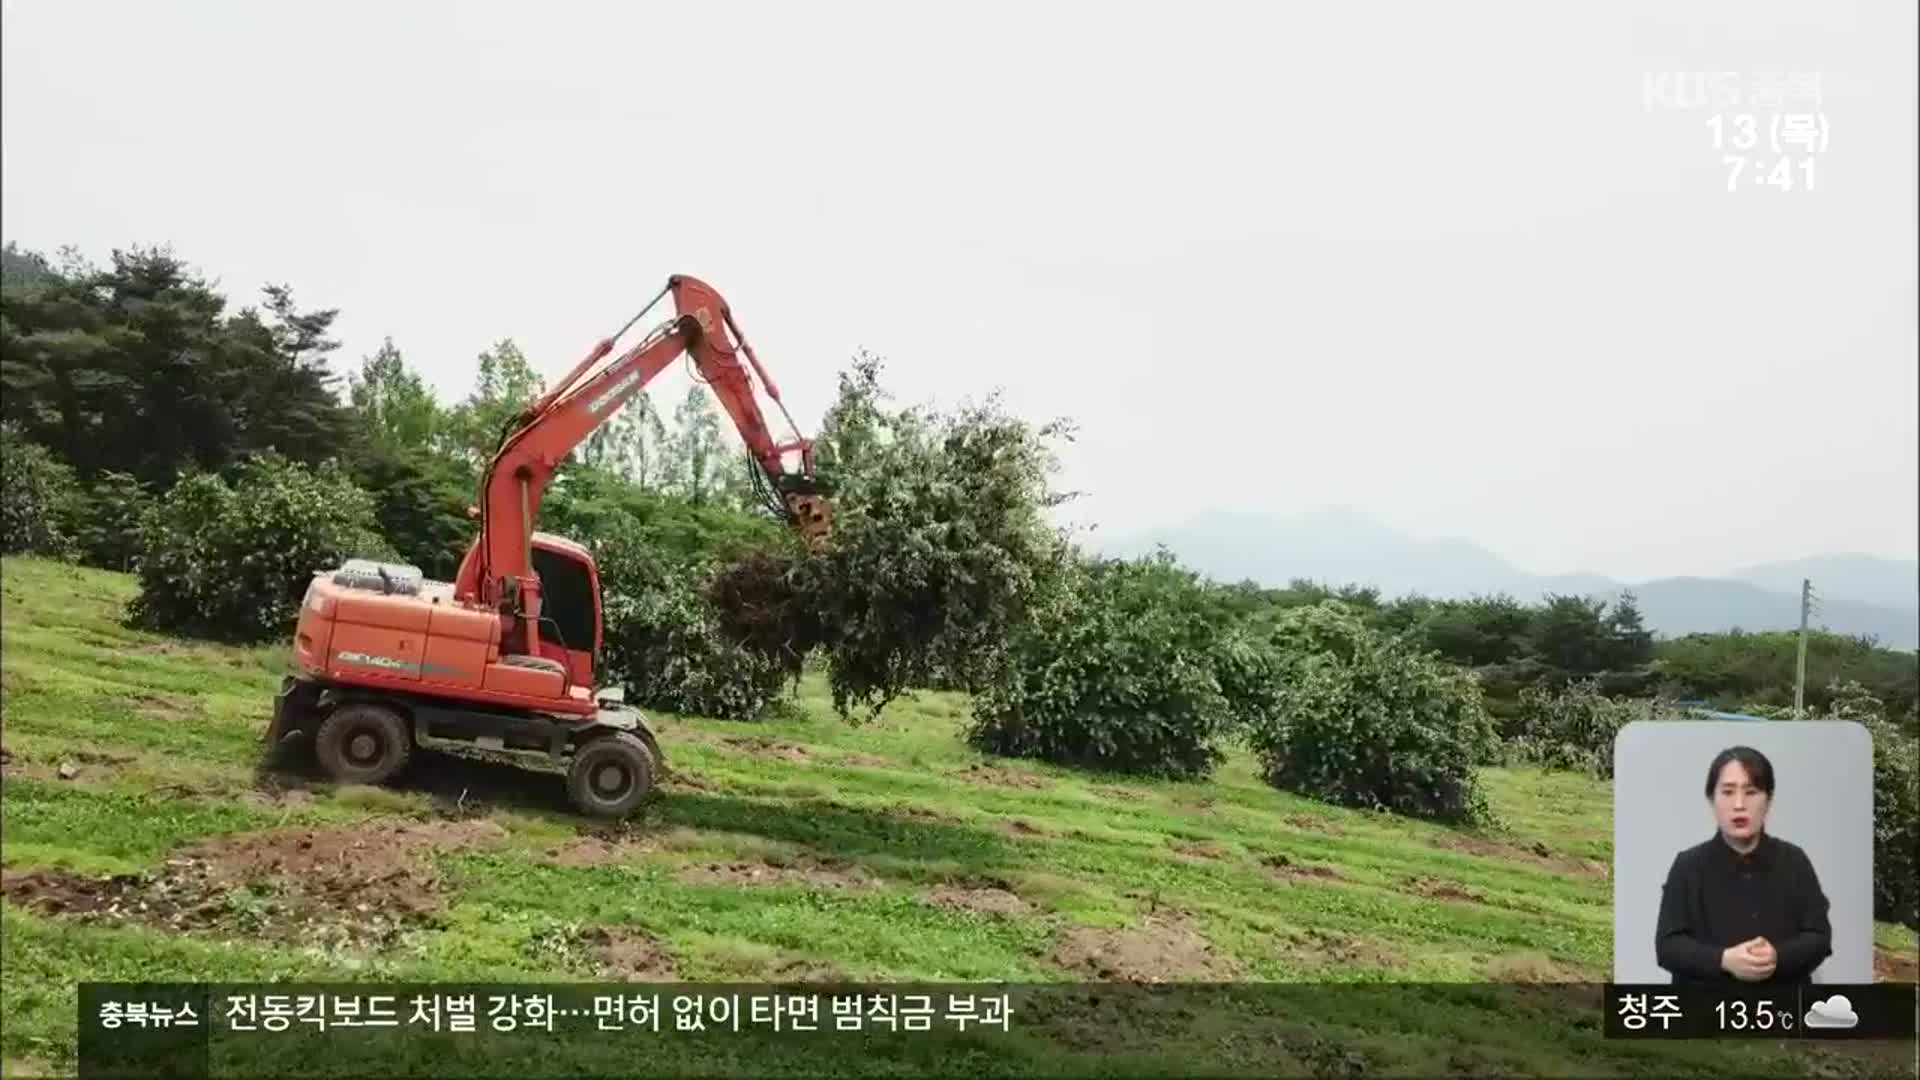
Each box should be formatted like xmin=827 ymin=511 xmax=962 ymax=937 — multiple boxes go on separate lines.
xmin=1 ymin=557 xmax=1913 ymax=1077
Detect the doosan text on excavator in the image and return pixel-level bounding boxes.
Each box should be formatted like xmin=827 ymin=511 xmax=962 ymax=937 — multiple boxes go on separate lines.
xmin=265 ymin=275 xmax=833 ymax=818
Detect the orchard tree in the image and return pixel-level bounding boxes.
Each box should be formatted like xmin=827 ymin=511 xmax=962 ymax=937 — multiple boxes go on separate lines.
xmin=1605 ymin=590 xmax=1655 ymax=669
xmin=444 ymin=339 xmax=544 ymax=466
xmin=347 ymin=338 xmax=442 ymax=455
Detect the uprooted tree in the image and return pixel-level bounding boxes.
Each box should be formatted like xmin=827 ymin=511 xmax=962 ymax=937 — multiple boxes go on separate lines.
xmin=761 ymin=353 xmax=1081 ymax=721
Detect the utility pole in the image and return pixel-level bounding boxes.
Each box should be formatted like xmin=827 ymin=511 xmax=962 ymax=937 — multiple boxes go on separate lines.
xmin=1794 ymin=578 xmax=1811 ymax=718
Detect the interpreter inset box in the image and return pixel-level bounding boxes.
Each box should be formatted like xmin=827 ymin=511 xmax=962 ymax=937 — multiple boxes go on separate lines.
xmin=1612 ymin=720 xmax=1873 ymax=985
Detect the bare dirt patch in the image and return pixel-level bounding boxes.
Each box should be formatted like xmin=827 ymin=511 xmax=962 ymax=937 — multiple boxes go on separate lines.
xmin=761 ymin=956 xmax=846 ymax=983
xmin=1405 ymin=875 xmax=1485 ymax=904
xmin=895 ymin=805 xmax=967 ymax=826
xmin=957 ymin=763 xmax=1050 ymax=789
xmin=588 ymin=928 xmax=677 ymax=980
xmin=1874 ymin=947 xmax=1918 ymax=983
xmin=1428 ymin=831 xmax=1605 ymax=879
xmin=1168 ymin=793 xmax=1216 ymax=815
xmin=675 ymin=858 xmax=876 ymax=890
xmin=1001 ymin=819 xmax=1046 ymax=838
xmin=927 ymin=884 xmax=1030 ymax=917
xmin=667 ymin=769 xmax=721 ymax=793
xmin=129 ymin=693 xmax=191 ymax=720
xmin=543 ymin=836 xmax=640 ymax=868
xmin=1483 ymin=951 xmax=1594 ymax=984
xmin=1051 ymin=915 xmax=1243 ymax=982
xmin=0 ymin=817 xmax=506 ymax=948
xmin=1170 ymin=839 xmax=1230 ymax=861
xmin=721 ymin=736 xmax=813 ymax=764
xmin=833 ymin=751 xmax=892 ymax=770
xmin=1258 ymin=851 xmax=1341 ymax=881
xmin=1284 ymin=813 xmax=1346 ymax=835
xmin=1279 ymin=928 xmax=1405 ymax=973
xmin=1090 ymin=785 xmax=1147 ymax=802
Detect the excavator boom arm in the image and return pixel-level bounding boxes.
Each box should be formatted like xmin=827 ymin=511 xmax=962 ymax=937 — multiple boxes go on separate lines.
xmin=453 ymin=276 xmax=831 ymax=629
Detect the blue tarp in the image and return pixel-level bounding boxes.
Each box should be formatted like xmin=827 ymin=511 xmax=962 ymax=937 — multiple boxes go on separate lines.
xmin=1685 ymin=708 xmax=1774 ymax=722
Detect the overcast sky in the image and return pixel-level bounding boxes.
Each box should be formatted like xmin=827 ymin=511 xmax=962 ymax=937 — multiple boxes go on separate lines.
xmin=4 ymin=1 xmax=1914 ymax=582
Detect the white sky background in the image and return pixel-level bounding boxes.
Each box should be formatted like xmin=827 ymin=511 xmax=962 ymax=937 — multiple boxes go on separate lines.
xmin=3 ymin=0 xmax=1914 ymax=582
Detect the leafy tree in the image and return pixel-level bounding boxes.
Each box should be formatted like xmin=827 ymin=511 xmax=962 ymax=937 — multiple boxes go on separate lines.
xmin=64 ymin=470 xmax=153 ymax=571
xmin=594 ymin=532 xmax=795 ymax=720
xmin=1656 ymin=629 xmax=1918 ymax=720
xmin=1605 ymin=590 xmax=1655 ymax=669
xmin=1506 ymin=679 xmax=1682 ymax=777
xmin=1 ymin=422 xmax=76 ymax=557
xmin=580 ymin=391 xmax=669 ymax=487
xmin=1242 ymin=602 xmax=1499 ymax=823
xmin=347 ymin=338 xmax=442 ymax=455
xmin=128 ymin=453 xmax=393 ymax=642
xmin=347 ymin=447 xmax=474 ymax=581
xmin=1529 ymin=593 xmax=1614 ymax=675
xmin=0 ymin=242 xmax=59 ymax=289
xmin=444 ymin=339 xmax=544 ymax=466
xmin=966 ymin=552 xmax=1256 ymax=779
xmin=1414 ymin=594 xmax=1533 ymax=667
xmin=0 ymin=245 xmax=348 ymax=484
xmin=665 ymin=384 xmax=728 ymax=503
xmin=797 ymin=374 xmax=1080 ymax=719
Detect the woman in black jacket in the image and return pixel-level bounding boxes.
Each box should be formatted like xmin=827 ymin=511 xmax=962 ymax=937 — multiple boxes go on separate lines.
xmin=1653 ymin=745 xmax=1833 ymax=985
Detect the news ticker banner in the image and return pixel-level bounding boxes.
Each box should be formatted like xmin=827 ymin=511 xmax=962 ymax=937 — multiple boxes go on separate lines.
xmin=78 ymin=981 xmax=1918 ymax=1079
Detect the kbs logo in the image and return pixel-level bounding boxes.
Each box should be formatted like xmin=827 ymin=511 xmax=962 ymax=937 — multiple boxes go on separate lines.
xmin=1642 ymin=71 xmax=1824 ymax=112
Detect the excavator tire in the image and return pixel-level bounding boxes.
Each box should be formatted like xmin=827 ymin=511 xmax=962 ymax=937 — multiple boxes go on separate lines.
xmin=566 ymin=732 xmax=657 ymax=819
xmin=314 ymin=703 xmax=413 ymax=787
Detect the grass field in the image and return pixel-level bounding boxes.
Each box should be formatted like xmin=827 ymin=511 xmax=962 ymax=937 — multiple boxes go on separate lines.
xmin=1 ymin=556 xmax=1914 ymax=1077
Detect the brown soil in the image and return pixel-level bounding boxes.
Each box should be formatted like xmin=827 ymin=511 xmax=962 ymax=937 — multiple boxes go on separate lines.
xmin=543 ymin=836 xmax=644 ymax=868
xmin=588 ymin=928 xmax=676 ymax=980
xmin=1483 ymin=951 xmax=1594 ymax=984
xmin=1405 ymin=876 xmax=1484 ymax=903
xmin=1284 ymin=814 xmax=1346 ymax=835
xmin=1280 ymin=928 xmax=1405 ymax=972
xmin=1169 ymin=793 xmax=1216 ymax=815
xmin=1170 ymin=839 xmax=1230 ymax=861
xmin=895 ymin=805 xmax=966 ymax=825
xmin=768 ymin=957 xmax=845 ymax=983
xmin=1051 ymin=915 xmax=1243 ymax=982
xmin=675 ymin=858 xmax=876 ymax=890
xmin=0 ymin=817 xmax=505 ymax=948
xmin=957 ymin=763 xmax=1050 ymax=789
xmin=721 ymin=736 xmax=813 ymax=764
xmin=1874 ymin=946 xmax=1918 ymax=983
xmin=129 ymin=694 xmax=190 ymax=720
xmin=1258 ymin=851 xmax=1341 ymax=881
xmin=1001 ymin=819 xmax=1045 ymax=838
xmin=1428 ymin=831 xmax=1606 ymax=878
xmin=668 ymin=769 xmax=719 ymax=793
xmin=927 ymin=885 xmax=1030 ymax=916
xmin=834 ymin=751 xmax=892 ymax=769
xmin=1090 ymin=785 xmax=1147 ymax=802
xmin=242 ymin=787 xmax=316 ymax=809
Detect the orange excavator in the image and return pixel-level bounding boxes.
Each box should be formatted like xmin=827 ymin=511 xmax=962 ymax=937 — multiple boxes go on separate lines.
xmin=266 ymin=275 xmax=833 ymax=817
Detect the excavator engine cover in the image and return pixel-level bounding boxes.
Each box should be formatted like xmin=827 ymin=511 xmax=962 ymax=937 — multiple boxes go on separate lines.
xmin=331 ymin=559 xmax=426 ymax=597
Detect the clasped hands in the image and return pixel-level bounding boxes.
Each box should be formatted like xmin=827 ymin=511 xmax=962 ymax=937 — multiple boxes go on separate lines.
xmin=1720 ymin=936 xmax=1777 ymax=981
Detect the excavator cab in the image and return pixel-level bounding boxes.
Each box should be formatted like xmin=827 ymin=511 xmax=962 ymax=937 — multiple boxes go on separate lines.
xmin=525 ymin=534 xmax=603 ymax=693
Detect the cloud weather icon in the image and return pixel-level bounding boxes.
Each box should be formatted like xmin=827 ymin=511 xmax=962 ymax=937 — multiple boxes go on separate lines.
xmin=1804 ymin=996 xmax=1859 ymax=1030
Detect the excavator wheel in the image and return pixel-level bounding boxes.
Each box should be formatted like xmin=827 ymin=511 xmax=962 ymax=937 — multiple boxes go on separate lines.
xmin=314 ymin=703 xmax=413 ymax=787
xmin=566 ymin=732 xmax=657 ymax=819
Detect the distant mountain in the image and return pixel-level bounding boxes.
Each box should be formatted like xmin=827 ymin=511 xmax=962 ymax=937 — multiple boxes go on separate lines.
xmin=1096 ymin=509 xmax=1919 ymax=649
xmin=1729 ymin=554 xmax=1917 ymax=610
